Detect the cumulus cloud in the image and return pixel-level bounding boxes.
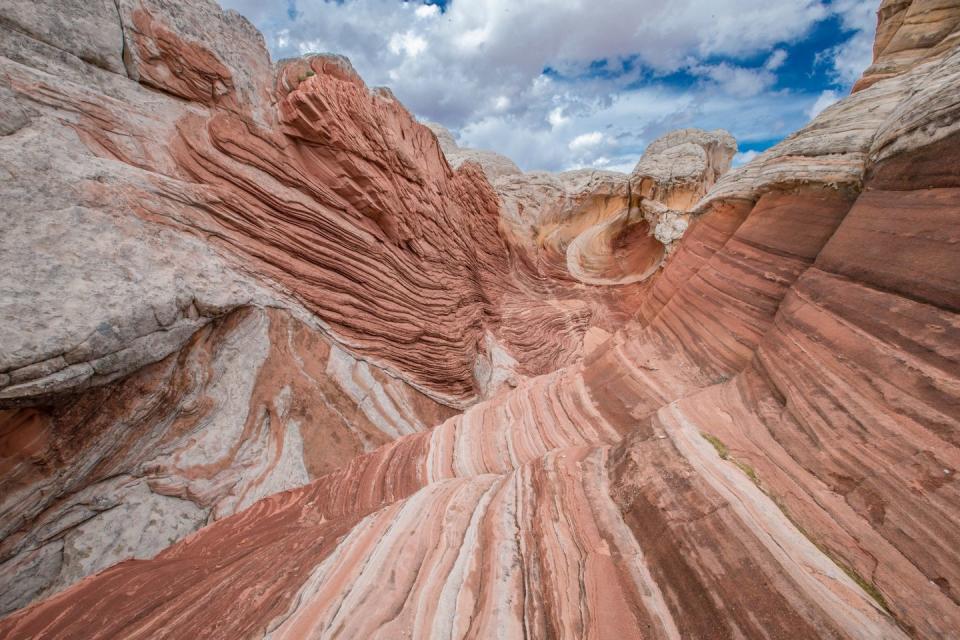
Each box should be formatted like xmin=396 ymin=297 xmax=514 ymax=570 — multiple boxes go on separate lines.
xmin=818 ymin=0 xmax=878 ymax=85
xmin=688 ymin=62 xmax=777 ymax=97
xmin=732 ymin=150 xmax=759 ymax=166
xmin=568 ymin=131 xmax=606 ymax=151
xmin=218 ymin=0 xmax=874 ymax=172
xmin=807 ymin=89 xmax=840 ymax=119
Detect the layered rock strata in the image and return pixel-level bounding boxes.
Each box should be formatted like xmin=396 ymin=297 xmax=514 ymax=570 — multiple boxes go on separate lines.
xmin=854 ymin=0 xmax=960 ymax=91
xmin=446 ymin=126 xmax=736 ymax=287
xmin=0 ymin=307 xmax=456 ymax=615
xmin=1 ymin=0 xmax=959 ymax=638
xmin=0 ymin=0 xmax=732 ymax=613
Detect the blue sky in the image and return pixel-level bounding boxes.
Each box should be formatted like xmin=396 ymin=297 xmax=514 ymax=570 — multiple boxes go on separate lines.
xmin=219 ymin=0 xmax=878 ymax=172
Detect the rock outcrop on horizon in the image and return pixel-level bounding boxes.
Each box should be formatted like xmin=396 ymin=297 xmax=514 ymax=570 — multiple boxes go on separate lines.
xmin=440 ymin=125 xmax=736 ymax=287
xmin=1 ymin=0 xmax=959 ymax=638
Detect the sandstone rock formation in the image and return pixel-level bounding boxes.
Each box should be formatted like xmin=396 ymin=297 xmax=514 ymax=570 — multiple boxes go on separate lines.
xmin=0 ymin=0 xmax=728 ymax=614
xmin=854 ymin=0 xmax=960 ymax=91
xmin=457 ymin=128 xmax=736 ymax=289
xmin=0 ymin=307 xmax=456 ymax=614
xmin=0 ymin=0 xmax=958 ymax=638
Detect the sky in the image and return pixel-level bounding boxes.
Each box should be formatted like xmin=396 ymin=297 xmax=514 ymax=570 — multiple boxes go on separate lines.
xmin=218 ymin=0 xmax=879 ymax=172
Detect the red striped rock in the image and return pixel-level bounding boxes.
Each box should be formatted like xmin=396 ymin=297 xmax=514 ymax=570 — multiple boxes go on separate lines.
xmin=0 ymin=0 xmax=721 ymax=614
xmin=0 ymin=307 xmax=456 ymax=614
xmin=1 ymin=0 xmax=959 ymax=638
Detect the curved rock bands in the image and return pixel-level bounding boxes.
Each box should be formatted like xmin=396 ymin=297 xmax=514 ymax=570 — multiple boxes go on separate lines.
xmin=1 ymin=4 xmax=726 ymax=410
xmin=0 ymin=361 xmax=625 ymax=638
xmin=263 ymin=448 xmax=670 ymax=640
xmin=668 ymin=268 xmax=960 ymax=637
xmin=0 ymin=373 xmax=905 ymax=640
xmin=634 ymin=198 xmax=753 ymax=326
xmin=157 ymin=52 xmax=641 ymax=404
xmin=566 ymin=209 xmax=665 ymax=286
xmin=0 ymin=307 xmax=455 ymax=615
xmin=165 ymin=76 xmax=511 ymax=403
xmin=623 ymin=134 xmax=960 ymax=636
xmin=5 ymin=134 xmax=954 ymax=636
xmin=492 ymin=129 xmax=736 ymax=290
xmin=2 ymin=0 xmax=960 ymax=636
xmin=586 ymin=185 xmax=854 ymax=412
xmin=610 ymin=411 xmax=900 ymax=640
xmin=0 ymin=15 xmax=582 ymax=407
xmin=854 ymin=0 xmax=960 ymax=92
xmin=129 ymin=8 xmax=237 ymax=109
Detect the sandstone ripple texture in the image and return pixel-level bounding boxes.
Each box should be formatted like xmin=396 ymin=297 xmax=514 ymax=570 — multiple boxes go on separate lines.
xmin=1 ymin=0 xmax=959 ymax=639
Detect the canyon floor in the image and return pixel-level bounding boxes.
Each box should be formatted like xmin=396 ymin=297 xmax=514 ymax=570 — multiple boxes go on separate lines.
xmin=1 ymin=0 xmax=959 ymax=638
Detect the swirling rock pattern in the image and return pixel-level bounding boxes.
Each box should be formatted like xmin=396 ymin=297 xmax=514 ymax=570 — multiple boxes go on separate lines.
xmin=1 ymin=0 xmax=959 ymax=638
xmin=0 ymin=307 xmax=456 ymax=615
xmin=480 ymin=129 xmax=736 ymax=287
xmin=0 ymin=0 xmax=721 ymax=613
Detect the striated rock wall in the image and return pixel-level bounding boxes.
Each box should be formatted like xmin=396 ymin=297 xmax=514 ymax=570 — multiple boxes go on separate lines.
xmin=0 ymin=0 xmax=958 ymax=637
xmin=0 ymin=0 xmax=728 ymax=612
xmin=2 ymin=0 xmax=504 ymax=409
xmin=855 ymin=0 xmax=960 ymax=91
xmin=2 ymin=0 xmax=722 ymax=412
xmin=0 ymin=306 xmax=456 ymax=614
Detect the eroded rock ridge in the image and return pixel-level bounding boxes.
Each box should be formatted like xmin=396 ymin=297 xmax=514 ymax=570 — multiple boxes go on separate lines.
xmin=0 ymin=0 xmax=958 ymax=638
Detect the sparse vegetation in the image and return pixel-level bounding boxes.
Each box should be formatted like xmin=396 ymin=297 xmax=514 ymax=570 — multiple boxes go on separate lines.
xmin=701 ymin=432 xmax=729 ymax=459
xmin=835 ymin=557 xmax=891 ymax=613
xmin=700 ymin=431 xmax=889 ymax=612
xmin=772 ymin=498 xmax=891 ymax=614
xmin=701 ymin=432 xmax=760 ymax=486
xmin=733 ymin=459 xmax=760 ymax=486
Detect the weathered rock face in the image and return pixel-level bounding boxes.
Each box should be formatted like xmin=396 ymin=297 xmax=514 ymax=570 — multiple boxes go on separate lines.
xmin=631 ymin=127 xmax=737 ymax=210
xmin=854 ymin=0 xmax=960 ymax=91
xmin=0 ymin=0 xmax=727 ymax=613
xmin=459 ymin=128 xmax=736 ymax=289
xmin=1 ymin=0 xmax=959 ymax=638
xmin=0 ymin=307 xmax=457 ymax=614
xmin=2 ymin=0 xmax=507 ymax=409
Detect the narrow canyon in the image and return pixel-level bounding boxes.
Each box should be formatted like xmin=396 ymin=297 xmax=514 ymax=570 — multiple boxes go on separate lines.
xmin=0 ymin=0 xmax=958 ymax=637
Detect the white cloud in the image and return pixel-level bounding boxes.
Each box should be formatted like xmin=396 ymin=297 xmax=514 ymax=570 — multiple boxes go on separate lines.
xmin=456 ymin=27 xmax=489 ymax=51
xmin=806 ymin=89 xmax=840 ymax=119
xmin=764 ymin=48 xmax=788 ymax=70
xmin=547 ymin=106 xmax=570 ymax=129
xmin=818 ymin=0 xmax=878 ymax=86
xmin=689 ymin=61 xmax=776 ymax=97
xmin=388 ymin=31 xmax=428 ymax=57
xmin=414 ymin=4 xmax=438 ymax=19
xmin=568 ymin=131 xmax=605 ymax=151
xmin=218 ymin=0 xmax=854 ymax=172
xmin=297 ymin=39 xmax=324 ymax=55
xmin=732 ymin=150 xmax=759 ymax=166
